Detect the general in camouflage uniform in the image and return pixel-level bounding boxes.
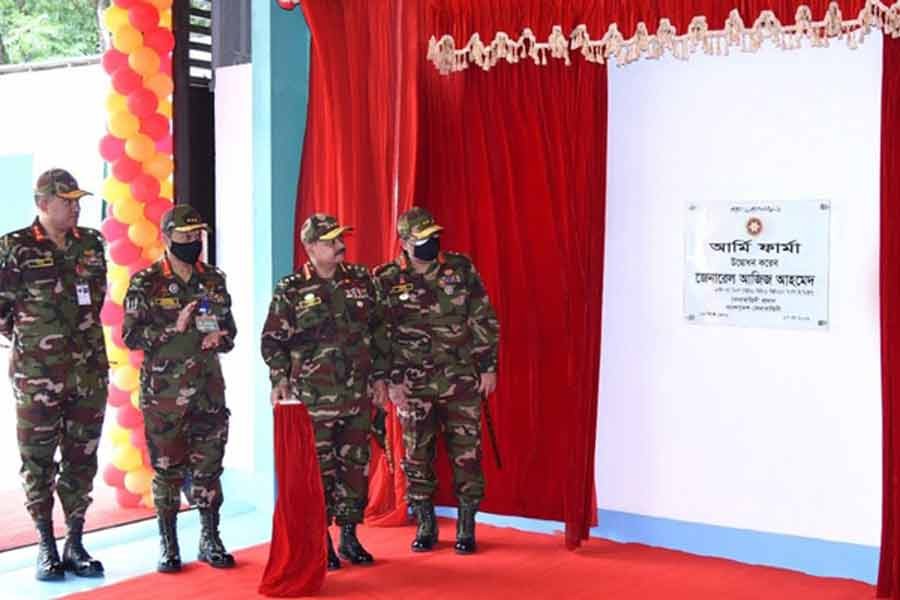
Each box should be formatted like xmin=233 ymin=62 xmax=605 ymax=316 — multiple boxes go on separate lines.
xmin=261 ymin=214 xmax=377 ymax=570
xmin=122 ymin=205 xmax=236 ymax=573
xmin=0 ymin=169 xmax=107 ymax=581
xmin=372 ymin=207 xmax=499 ymax=555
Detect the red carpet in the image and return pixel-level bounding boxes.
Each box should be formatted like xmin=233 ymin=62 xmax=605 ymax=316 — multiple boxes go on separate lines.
xmin=0 ymin=484 xmax=156 ymax=551
xmin=63 ymin=519 xmax=875 ymax=600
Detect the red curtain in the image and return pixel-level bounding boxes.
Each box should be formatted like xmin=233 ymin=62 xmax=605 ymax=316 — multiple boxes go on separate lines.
xmin=878 ymin=33 xmax=900 ymax=600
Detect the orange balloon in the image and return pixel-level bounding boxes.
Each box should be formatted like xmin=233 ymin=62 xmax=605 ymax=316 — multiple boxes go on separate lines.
xmin=144 ymin=72 xmax=173 ymax=99
xmin=113 ymin=24 xmax=143 ymax=54
xmin=129 ymin=47 xmax=160 ymax=77
xmin=104 ymin=6 xmax=130 ymax=32
xmin=159 ymin=8 xmax=172 ymax=28
xmin=128 ymin=219 xmax=159 ymax=248
xmin=124 ymin=467 xmax=154 ymax=496
xmin=160 ymin=179 xmax=174 ymax=199
xmin=102 ymin=177 xmax=131 ymax=205
xmin=125 ymin=134 xmax=156 ymax=162
xmin=116 ymin=196 xmax=144 ymax=225
xmin=144 ymin=154 xmax=173 ymax=180
xmin=142 ymin=243 xmax=165 ymax=262
xmin=150 ymin=0 xmax=173 ymax=11
xmin=108 ymin=111 xmax=140 ymax=139
xmin=106 ymin=91 xmax=127 ymax=114
xmin=140 ymin=492 xmax=154 ymax=509
xmin=157 ymin=99 xmax=172 ymax=119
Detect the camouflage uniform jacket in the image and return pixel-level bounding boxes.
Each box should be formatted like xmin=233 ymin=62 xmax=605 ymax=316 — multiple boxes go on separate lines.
xmin=0 ymin=219 xmax=108 ymax=376
xmin=260 ymin=262 xmax=377 ymax=402
xmin=372 ymin=251 xmax=499 ymax=386
xmin=122 ymin=258 xmax=236 ymax=378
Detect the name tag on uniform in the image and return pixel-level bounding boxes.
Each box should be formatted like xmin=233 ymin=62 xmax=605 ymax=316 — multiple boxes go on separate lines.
xmin=76 ymin=283 xmax=91 ymax=306
xmin=196 ymin=315 xmax=220 ymax=333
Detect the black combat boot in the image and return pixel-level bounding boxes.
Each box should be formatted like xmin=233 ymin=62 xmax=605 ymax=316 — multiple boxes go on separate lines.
xmin=198 ymin=509 xmax=235 ymax=568
xmin=454 ymin=503 xmax=478 ymax=555
xmin=35 ymin=519 xmax=65 ymax=581
xmin=338 ymin=523 xmax=374 ymax=564
xmin=61 ymin=518 xmax=104 ymax=577
xmin=410 ymin=502 xmax=438 ymax=552
xmin=326 ymin=530 xmax=342 ymax=571
xmin=157 ymin=511 xmax=182 ymax=573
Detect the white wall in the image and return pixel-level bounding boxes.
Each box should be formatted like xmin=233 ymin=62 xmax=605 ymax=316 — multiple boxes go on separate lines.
xmin=599 ymin=35 xmax=883 ymax=546
xmin=214 ymin=63 xmax=255 ymax=471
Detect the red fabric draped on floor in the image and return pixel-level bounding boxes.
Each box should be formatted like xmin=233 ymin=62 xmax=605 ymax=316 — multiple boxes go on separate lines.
xmin=877 ymin=34 xmax=900 ymax=600
xmin=62 ymin=520 xmax=875 ymax=600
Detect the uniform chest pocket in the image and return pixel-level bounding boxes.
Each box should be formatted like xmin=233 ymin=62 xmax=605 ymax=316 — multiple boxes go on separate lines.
xmin=295 ymin=301 xmax=335 ymax=341
xmin=21 ymin=265 xmax=58 ymax=285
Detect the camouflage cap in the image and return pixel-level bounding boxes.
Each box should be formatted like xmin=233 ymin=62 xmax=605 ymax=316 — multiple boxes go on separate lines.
xmin=160 ymin=205 xmax=211 ymax=235
xmin=397 ymin=207 xmax=443 ymax=240
xmin=300 ymin=213 xmax=353 ymax=243
xmin=34 ymin=168 xmax=92 ymax=200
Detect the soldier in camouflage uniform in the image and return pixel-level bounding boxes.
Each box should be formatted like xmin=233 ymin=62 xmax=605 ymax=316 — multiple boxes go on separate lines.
xmin=371 ymin=207 xmax=499 ymax=555
xmin=122 ymin=205 xmax=237 ymax=573
xmin=0 ymin=169 xmax=107 ymax=581
xmin=261 ymin=214 xmax=378 ymax=571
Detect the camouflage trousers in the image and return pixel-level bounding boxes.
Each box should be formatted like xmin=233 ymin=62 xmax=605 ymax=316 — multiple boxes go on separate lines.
xmin=141 ymin=375 xmax=229 ymax=514
xmin=397 ymin=373 xmax=484 ymax=505
xmin=11 ymin=367 xmax=106 ymax=523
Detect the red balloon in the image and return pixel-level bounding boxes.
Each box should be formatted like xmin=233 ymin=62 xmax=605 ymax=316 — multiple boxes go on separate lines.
xmin=112 ymin=156 xmax=142 ymax=183
xmin=144 ymin=197 xmax=173 ymax=226
xmin=116 ymin=487 xmax=143 ymax=509
xmin=112 ymin=66 xmax=143 ymax=96
xmin=131 ymin=174 xmax=161 ymax=203
xmin=130 ymin=427 xmax=148 ymax=450
xmin=101 ymin=300 xmax=125 ymax=327
xmin=102 ymin=49 xmax=129 ymax=75
xmin=140 ymin=446 xmax=152 ymax=470
xmin=140 ymin=113 xmax=169 ymax=141
xmin=99 ymin=134 xmax=126 ymax=162
xmin=103 ymin=464 xmax=127 ymax=488
xmin=158 ymin=53 xmax=172 ymax=75
xmin=128 ymin=349 xmax=145 ymax=369
xmin=110 ymin=238 xmax=143 ymax=265
xmin=143 ymin=28 xmax=175 ymax=53
xmin=117 ymin=402 xmax=144 ymax=429
xmin=111 ymin=324 xmax=125 ymax=348
xmin=101 ymin=217 xmax=129 ymax=241
xmin=128 ymin=4 xmax=160 ymax=32
xmin=113 ymin=0 xmax=141 ymax=8
xmin=128 ymin=258 xmax=153 ymax=277
xmin=155 ymin=133 xmax=173 ymax=154
xmin=127 ymin=88 xmax=159 ymax=119
xmin=107 ymin=382 xmax=131 ymax=408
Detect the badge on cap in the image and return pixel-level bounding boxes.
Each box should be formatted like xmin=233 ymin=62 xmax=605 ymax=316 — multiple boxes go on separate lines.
xmin=399 ymin=293 xmax=410 ymax=301
xmin=169 ymin=283 xmax=179 ymax=294
xmin=444 ymin=286 xmax=454 ymax=295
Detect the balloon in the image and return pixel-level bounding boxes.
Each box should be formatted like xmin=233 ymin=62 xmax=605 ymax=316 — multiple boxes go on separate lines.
xmin=102 ymin=49 xmax=129 ymax=75
xmin=112 ymin=156 xmax=142 ymax=183
xmin=127 ymin=88 xmax=158 ymax=119
xmin=124 ymin=467 xmax=153 ymax=495
xmin=112 ymin=443 xmax=142 ymax=471
xmin=111 ymin=66 xmax=143 ymax=96
xmin=103 ymin=463 xmax=127 ymax=488
xmin=144 ymin=72 xmax=173 ymax=99
xmin=158 ymin=52 xmax=172 ymax=76
xmin=110 ymin=238 xmax=143 ymax=266
xmin=156 ymin=134 xmax=173 ymax=154
xmin=108 ymin=110 xmax=140 ymax=139
xmin=116 ymin=487 xmax=143 ymax=509
xmin=129 ymin=349 xmax=145 ymax=369
xmin=140 ymin=445 xmax=152 ymax=469
xmin=115 ymin=195 xmax=144 ymax=225
xmin=160 ymin=178 xmax=174 ymax=199
xmin=107 ymin=344 xmax=129 ymax=371
xmin=113 ymin=364 xmax=140 ymax=392
xmin=128 ymin=219 xmax=159 ymax=248
xmin=143 ymin=28 xmax=174 ymax=54
xmin=140 ymin=113 xmax=169 ymax=140
xmin=132 ymin=174 xmax=161 ymax=203
xmin=129 ymin=46 xmax=160 ymax=76
xmin=110 ymin=324 xmax=126 ymax=348
xmin=113 ymin=24 xmax=143 ymax=54
xmin=150 ymin=0 xmax=173 ymax=11
xmin=157 ymin=99 xmax=172 ymax=119
xmin=113 ymin=0 xmax=141 ymax=8
xmin=142 ymin=243 xmax=165 ymax=262
xmin=141 ymin=492 xmax=154 ymax=508
xmin=107 ymin=382 xmax=131 ymax=408
xmin=100 ymin=300 xmax=125 ymax=327
xmin=144 ymin=197 xmax=173 ymax=226
xmin=99 ymin=134 xmax=126 ymax=163
xmin=127 ymin=258 xmax=152 ymax=276
xmin=125 ymin=133 xmax=156 ymax=162
xmin=103 ymin=5 xmax=130 ymax=32
xmin=109 ymin=424 xmax=132 ymax=447
xmin=144 ymin=153 xmax=173 ymax=180
xmin=130 ymin=425 xmax=147 ymax=448
xmin=117 ymin=403 xmax=144 ymax=430
xmin=110 ymin=278 xmax=128 ymax=305
xmin=106 ymin=91 xmax=128 ymax=114
xmin=128 ymin=4 xmax=160 ymax=32
xmin=101 ymin=216 xmax=129 ymax=241
xmin=130 ymin=388 xmax=142 ymax=410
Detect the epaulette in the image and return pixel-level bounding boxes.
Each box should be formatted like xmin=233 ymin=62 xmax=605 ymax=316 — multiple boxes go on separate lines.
xmin=77 ymin=227 xmax=104 ymax=243
xmin=373 ymin=261 xmax=399 ymax=277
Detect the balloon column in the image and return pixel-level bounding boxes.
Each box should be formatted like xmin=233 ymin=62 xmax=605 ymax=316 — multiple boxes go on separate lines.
xmin=98 ymin=0 xmax=175 ymax=509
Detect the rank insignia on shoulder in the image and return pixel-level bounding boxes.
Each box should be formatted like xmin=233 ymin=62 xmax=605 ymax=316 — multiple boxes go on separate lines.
xmin=301 ymin=293 xmax=322 ymax=308
xmin=153 ymin=297 xmax=181 ymax=309
xmin=391 ymin=283 xmax=414 ymax=295
xmin=23 ymin=257 xmax=54 ymax=269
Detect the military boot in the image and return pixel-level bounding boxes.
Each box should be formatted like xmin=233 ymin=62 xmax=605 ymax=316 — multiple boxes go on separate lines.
xmin=35 ymin=519 xmax=65 ymax=581
xmin=157 ymin=511 xmax=182 ymax=573
xmin=198 ymin=509 xmax=235 ymax=568
xmin=454 ymin=503 xmax=478 ymax=554
xmin=410 ymin=502 xmax=438 ymax=552
xmin=338 ymin=523 xmax=374 ymax=565
xmin=326 ymin=530 xmax=342 ymax=570
xmin=61 ymin=518 xmax=104 ymax=577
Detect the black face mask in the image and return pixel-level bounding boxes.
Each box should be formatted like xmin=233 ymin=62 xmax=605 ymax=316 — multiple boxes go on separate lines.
xmin=412 ymin=237 xmax=440 ymax=261
xmin=170 ymin=240 xmax=202 ymax=264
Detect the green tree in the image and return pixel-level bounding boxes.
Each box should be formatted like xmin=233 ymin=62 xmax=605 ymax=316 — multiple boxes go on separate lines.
xmin=0 ymin=0 xmax=109 ymax=66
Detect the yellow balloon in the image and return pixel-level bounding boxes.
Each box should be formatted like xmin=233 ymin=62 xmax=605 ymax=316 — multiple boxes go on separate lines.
xmin=115 ymin=195 xmax=144 ymax=225
xmin=113 ymin=364 xmax=140 ymax=392
xmin=130 ymin=388 xmax=141 ymax=409
xmin=102 ymin=177 xmax=131 ymax=205
xmin=107 ymin=342 xmax=128 ymax=366
xmin=128 ymin=219 xmax=159 ymax=248
xmin=159 ymin=9 xmax=172 ymax=28
xmin=124 ymin=467 xmax=154 ymax=496
xmin=129 ymin=47 xmax=160 ymax=77
xmin=108 ymin=111 xmax=139 ymax=139
xmin=142 ymin=243 xmax=165 ymax=262
xmin=106 ymin=91 xmax=127 ymax=114
xmin=110 ymin=276 xmax=129 ymax=305
xmin=112 ymin=444 xmax=142 ymax=471
xmin=108 ymin=424 xmax=131 ymax=447
xmin=103 ymin=325 xmax=114 ymax=348
xmin=103 ymin=6 xmax=129 ymax=32
xmin=125 ymin=134 xmax=155 ymax=162
xmin=108 ymin=262 xmax=129 ymax=283
xmin=113 ymin=24 xmax=143 ymax=54
xmin=141 ymin=492 xmax=154 ymax=509
xmin=144 ymin=154 xmax=173 ymax=180
xmin=144 ymin=72 xmax=174 ymax=99
xmin=157 ymin=99 xmax=172 ymax=119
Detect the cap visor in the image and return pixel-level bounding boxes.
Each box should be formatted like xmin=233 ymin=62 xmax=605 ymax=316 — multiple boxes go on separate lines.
xmin=412 ymin=224 xmax=443 ymax=239
xmin=173 ymin=224 xmax=211 ymax=233
xmin=56 ymin=190 xmax=92 ymax=200
xmin=320 ymin=225 xmax=353 ymax=240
